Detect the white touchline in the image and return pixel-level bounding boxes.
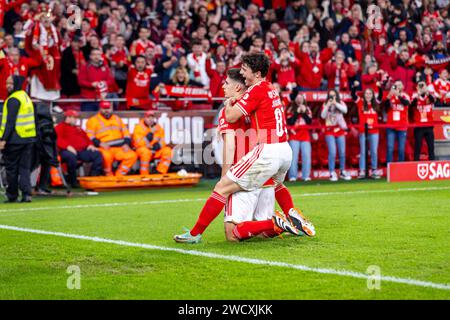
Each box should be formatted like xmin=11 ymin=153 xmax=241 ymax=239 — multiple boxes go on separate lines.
xmin=0 ymin=186 xmax=449 ymax=216
xmin=0 ymin=224 xmax=449 ymax=292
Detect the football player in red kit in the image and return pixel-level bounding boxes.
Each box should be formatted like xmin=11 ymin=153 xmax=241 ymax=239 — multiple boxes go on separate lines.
xmin=174 ymin=53 xmax=315 ymax=243
xmin=219 ymin=69 xmax=301 ymax=242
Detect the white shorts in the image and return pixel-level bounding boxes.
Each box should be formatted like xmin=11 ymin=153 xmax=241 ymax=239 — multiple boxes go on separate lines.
xmin=224 ymin=187 xmax=275 ymax=224
xmin=226 ymin=142 xmax=293 ymax=191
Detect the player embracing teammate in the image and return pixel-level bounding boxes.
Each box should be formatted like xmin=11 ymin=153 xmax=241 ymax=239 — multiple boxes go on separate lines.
xmin=174 ymin=53 xmax=316 ymax=243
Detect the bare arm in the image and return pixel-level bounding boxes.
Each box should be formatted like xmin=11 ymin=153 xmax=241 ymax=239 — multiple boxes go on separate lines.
xmin=224 ymin=102 xmax=244 ymax=123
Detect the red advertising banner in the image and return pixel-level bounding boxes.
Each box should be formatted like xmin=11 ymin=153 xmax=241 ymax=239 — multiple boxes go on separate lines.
xmin=387 ymin=160 xmax=450 ymax=182
xmin=433 ymin=108 xmax=450 ymax=141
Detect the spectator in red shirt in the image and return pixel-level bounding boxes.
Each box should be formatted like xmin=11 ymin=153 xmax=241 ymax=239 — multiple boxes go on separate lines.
xmin=384 ymin=80 xmax=410 ymax=163
xmin=410 ymin=82 xmax=435 ymax=161
xmin=297 ymin=41 xmax=333 ymax=90
xmin=130 ymin=26 xmax=155 ymax=57
xmin=205 ymin=54 xmax=226 ymax=107
xmin=126 ymin=55 xmax=153 ymax=110
xmin=286 ymin=92 xmax=312 ymax=182
xmin=390 ymin=49 xmax=416 ymax=95
xmin=324 ymin=50 xmax=357 ymax=90
xmin=0 ymin=47 xmax=41 ymax=99
xmin=351 ymin=82 xmax=383 ymax=179
xmin=78 ymin=48 xmax=117 ymax=111
xmin=55 ymin=110 xmax=103 ymax=188
xmin=272 ymin=47 xmax=299 ymax=90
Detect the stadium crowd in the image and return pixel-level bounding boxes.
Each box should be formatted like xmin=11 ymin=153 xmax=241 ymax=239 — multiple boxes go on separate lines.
xmin=0 ymin=0 xmax=448 ymax=185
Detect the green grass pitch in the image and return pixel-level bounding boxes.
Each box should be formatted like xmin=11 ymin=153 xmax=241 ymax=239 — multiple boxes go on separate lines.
xmin=0 ymin=179 xmax=449 ymax=300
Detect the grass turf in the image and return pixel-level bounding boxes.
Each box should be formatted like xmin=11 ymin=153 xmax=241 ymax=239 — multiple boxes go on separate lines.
xmin=0 ymin=179 xmax=449 ymax=299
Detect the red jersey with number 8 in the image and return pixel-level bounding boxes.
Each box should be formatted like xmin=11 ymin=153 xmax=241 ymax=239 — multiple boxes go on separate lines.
xmin=233 ymin=80 xmax=288 ymax=144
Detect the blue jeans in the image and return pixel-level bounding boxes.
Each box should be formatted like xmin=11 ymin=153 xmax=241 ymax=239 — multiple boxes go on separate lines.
xmin=359 ymin=133 xmax=379 ymax=171
xmin=386 ymin=129 xmax=407 ymax=163
xmin=325 ymin=135 xmax=346 ymax=172
xmin=288 ymin=140 xmax=311 ymax=180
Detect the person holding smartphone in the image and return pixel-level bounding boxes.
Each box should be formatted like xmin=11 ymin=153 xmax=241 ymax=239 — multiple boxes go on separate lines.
xmin=384 ymin=80 xmax=410 ymax=163
xmin=286 ymin=92 xmax=312 ymax=182
xmin=410 ymin=81 xmax=435 ymax=161
xmin=321 ymin=89 xmax=351 ymax=182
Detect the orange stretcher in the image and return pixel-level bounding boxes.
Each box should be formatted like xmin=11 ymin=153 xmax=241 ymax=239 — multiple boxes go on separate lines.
xmin=78 ymin=172 xmax=202 ymax=191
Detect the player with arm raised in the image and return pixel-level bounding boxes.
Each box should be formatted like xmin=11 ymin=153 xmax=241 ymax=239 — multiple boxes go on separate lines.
xmin=174 ymin=53 xmax=315 ymax=244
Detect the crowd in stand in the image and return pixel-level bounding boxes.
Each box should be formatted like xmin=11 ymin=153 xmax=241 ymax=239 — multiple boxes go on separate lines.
xmin=0 ymin=0 xmax=448 ymax=182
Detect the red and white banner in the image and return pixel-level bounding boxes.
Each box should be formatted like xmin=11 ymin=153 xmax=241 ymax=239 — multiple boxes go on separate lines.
xmin=433 ymin=108 xmax=450 ymax=141
xmin=388 ymin=160 xmax=450 ymax=182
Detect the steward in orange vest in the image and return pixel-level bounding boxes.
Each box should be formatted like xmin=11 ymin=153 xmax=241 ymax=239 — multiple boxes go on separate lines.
xmin=132 ymin=110 xmax=172 ymax=174
xmin=86 ymin=101 xmax=137 ymax=176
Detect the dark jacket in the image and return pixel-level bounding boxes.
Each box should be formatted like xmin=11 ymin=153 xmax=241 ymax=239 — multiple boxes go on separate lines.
xmin=60 ymin=46 xmax=81 ymax=96
xmin=31 ymin=102 xmax=59 ymax=171
xmin=1 ymin=76 xmax=36 ymax=144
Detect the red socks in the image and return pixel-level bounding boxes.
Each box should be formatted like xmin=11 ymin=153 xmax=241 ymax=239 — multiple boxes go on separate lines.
xmin=275 ymin=184 xmax=294 ymax=215
xmin=190 ymin=191 xmax=226 ymax=236
xmin=232 ymin=219 xmax=277 ymax=240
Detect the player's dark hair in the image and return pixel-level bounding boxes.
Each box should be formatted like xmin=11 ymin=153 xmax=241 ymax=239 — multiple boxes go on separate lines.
xmin=241 ymin=53 xmax=271 ymax=78
xmin=227 ymin=68 xmax=246 ymax=86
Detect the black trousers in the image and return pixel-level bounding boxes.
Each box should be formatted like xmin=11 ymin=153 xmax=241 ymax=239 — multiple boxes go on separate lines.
xmin=3 ymin=143 xmax=33 ymax=200
xmin=414 ymin=127 xmax=435 ymax=161
xmin=60 ymin=149 xmax=103 ymax=186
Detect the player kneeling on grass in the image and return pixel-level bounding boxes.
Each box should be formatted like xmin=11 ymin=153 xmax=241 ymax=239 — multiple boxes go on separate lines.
xmin=175 ymin=69 xmax=315 ymax=243
xmin=174 ymin=54 xmax=316 ymax=243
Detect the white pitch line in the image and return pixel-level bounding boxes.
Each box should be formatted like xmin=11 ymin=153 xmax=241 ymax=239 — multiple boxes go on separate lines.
xmin=0 ymin=186 xmax=449 ymax=216
xmin=0 ymin=224 xmax=449 ymax=292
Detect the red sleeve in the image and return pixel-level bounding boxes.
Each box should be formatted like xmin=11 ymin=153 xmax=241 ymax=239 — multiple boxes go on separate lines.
xmin=81 ymin=128 xmax=93 ymax=146
xmin=205 ymin=58 xmax=215 ymax=78
xmin=55 ymin=124 xmax=70 ymax=150
xmin=23 ymin=56 xmax=42 ymax=69
xmin=374 ymin=44 xmax=385 ymax=63
xmin=234 ymin=86 xmax=261 ymax=116
xmin=78 ymin=64 xmax=94 ymax=88
xmin=320 ymin=48 xmax=333 ymax=64
xmin=346 ymin=63 xmax=357 ymax=78
xmin=362 ymin=73 xmax=377 ymax=85
xmin=324 ymin=62 xmax=334 ymax=77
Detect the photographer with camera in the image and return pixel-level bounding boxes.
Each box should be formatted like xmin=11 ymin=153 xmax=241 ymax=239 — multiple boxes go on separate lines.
xmin=321 ymin=89 xmax=351 ymax=182
xmin=384 ymin=80 xmax=410 ymax=163
xmin=410 ymin=81 xmax=435 ymax=161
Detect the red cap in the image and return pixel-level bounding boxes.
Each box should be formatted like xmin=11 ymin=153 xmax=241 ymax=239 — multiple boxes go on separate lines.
xmin=99 ymin=101 xmax=112 ymax=109
xmin=64 ymin=110 xmax=79 ymax=117
xmin=144 ymin=110 xmax=156 ymax=117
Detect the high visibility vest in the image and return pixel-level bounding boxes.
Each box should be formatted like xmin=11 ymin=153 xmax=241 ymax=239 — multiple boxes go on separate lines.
xmin=0 ymin=90 xmax=36 ymax=139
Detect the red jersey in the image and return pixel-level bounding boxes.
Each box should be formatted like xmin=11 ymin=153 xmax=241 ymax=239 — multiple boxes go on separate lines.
xmin=356 ymin=98 xmax=379 ymax=134
xmin=411 ymin=93 xmax=434 ymax=125
xmin=132 ymin=39 xmax=155 ymax=56
xmin=0 ymin=56 xmax=41 ymax=99
xmin=218 ymin=107 xmax=252 ymax=164
xmin=125 ymin=65 xmax=153 ymax=109
xmin=55 ymin=122 xmax=93 ymax=152
xmin=234 ymin=80 xmax=288 ymax=144
xmin=287 ymin=108 xmax=312 ymax=142
xmin=110 ymin=47 xmax=129 ymax=67
xmin=386 ymin=94 xmax=410 ymax=131
xmin=432 ymin=78 xmax=450 ymax=104
xmin=350 ymin=38 xmax=363 ymax=63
